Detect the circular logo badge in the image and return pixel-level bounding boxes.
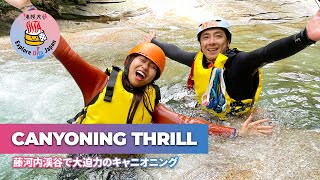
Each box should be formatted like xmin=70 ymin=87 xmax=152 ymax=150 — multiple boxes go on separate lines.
xmin=10 ymin=10 xmax=60 ymax=60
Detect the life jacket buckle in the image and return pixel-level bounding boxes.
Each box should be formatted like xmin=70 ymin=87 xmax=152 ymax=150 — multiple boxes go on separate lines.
xmin=67 ymin=109 xmax=85 ymax=124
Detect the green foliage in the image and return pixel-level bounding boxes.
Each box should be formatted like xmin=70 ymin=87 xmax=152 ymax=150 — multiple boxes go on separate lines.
xmin=31 ymin=0 xmax=43 ymax=6
xmin=0 ymin=0 xmax=11 ymax=8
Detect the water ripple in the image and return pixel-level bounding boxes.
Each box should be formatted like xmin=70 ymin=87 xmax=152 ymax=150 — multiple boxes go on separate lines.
xmin=278 ymin=72 xmax=320 ymax=82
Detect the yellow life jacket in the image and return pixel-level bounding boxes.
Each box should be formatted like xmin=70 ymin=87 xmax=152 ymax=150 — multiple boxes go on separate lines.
xmin=69 ymin=66 xmax=158 ymax=124
xmin=192 ymin=51 xmax=262 ymax=119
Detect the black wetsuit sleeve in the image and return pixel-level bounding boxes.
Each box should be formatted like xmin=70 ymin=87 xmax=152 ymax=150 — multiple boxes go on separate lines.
xmin=233 ymin=28 xmax=316 ymax=75
xmin=225 ymin=28 xmax=316 ymax=100
xmin=151 ymin=38 xmax=197 ymax=67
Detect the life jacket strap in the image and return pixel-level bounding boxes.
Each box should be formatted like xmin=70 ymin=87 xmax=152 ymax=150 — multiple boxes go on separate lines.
xmin=187 ymin=62 xmax=195 ymax=89
xmin=67 ymin=109 xmax=85 ymax=124
xmin=67 ymin=66 xmax=121 ymax=124
xmin=152 ymin=84 xmax=161 ymax=104
xmin=145 ymin=84 xmax=161 ymax=122
xmin=230 ymin=100 xmax=254 ymax=115
xmin=104 ymin=66 xmax=120 ymax=102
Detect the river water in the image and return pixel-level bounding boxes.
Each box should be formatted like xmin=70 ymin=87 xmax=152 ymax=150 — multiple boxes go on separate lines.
xmin=0 ymin=0 xmax=320 ymax=179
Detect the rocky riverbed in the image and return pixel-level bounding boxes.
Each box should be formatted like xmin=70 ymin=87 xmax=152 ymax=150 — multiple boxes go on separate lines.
xmin=0 ymin=0 xmax=318 ymax=36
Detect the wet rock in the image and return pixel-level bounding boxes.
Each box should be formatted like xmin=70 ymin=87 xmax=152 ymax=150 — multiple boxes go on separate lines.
xmin=57 ymin=0 xmax=149 ymax=21
xmin=196 ymin=0 xmax=317 ymax=25
xmin=77 ymin=0 xmax=87 ymax=5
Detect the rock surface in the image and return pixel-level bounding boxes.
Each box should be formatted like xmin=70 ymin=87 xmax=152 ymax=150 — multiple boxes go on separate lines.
xmin=56 ymin=0 xmax=149 ymax=21
xmin=196 ymin=0 xmax=317 ymax=25
xmin=0 ymin=0 xmax=149 ymax=35
xmin=0 ymin=0 xmax=318 ymax=36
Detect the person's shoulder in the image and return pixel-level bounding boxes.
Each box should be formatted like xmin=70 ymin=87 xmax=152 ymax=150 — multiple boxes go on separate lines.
xmin=225 ymin=48 xmax=242 ymax=57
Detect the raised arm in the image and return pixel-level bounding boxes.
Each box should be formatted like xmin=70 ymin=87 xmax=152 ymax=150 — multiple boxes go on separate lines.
xmin=53 ymin=36 xmax=108 ymax=106
xmin=153 ymin=103 xmax=273 ymax=137
xmin=4 ymin=0 xmax=108 ymax=106
xmin=144 ymin=31 xmax=197 ymax=67
xmin=234 ymin=10 xmax=320 ymax=74
xmin=235 ymin=28 xmax=316 ymax=73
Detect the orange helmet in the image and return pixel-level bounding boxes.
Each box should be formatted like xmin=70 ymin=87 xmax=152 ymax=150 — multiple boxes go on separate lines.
xmin=125 ymin=43 xmax=166 ymax=76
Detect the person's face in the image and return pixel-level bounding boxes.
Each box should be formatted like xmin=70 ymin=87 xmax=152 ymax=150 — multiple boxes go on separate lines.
xmin=128 ymin=55 xmax=158 ymax=88
xmin=199 ymin=28 xmax=229 ymax=61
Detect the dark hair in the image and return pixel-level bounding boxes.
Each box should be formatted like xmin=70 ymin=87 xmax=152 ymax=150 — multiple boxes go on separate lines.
xmin=198 ymin=28 xmax=231 ymax=43
xmin=122 ymin=55 xmax=156 ymax=123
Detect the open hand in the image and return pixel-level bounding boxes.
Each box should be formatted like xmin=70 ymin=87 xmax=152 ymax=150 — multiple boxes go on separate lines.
xmin=237 ymin=115 xmax=273 ymax=137
xmin=144 ymin=30 xmax=156 ymax=43
xmin=306 ymin=10 xmax=320 ymax=42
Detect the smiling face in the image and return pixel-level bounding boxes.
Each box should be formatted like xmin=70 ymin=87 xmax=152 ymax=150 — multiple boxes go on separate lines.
xmin=128 ymin=55 xmax=158 ymax=88
xmin=199 ymin=28 xmax=229 ymax=62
